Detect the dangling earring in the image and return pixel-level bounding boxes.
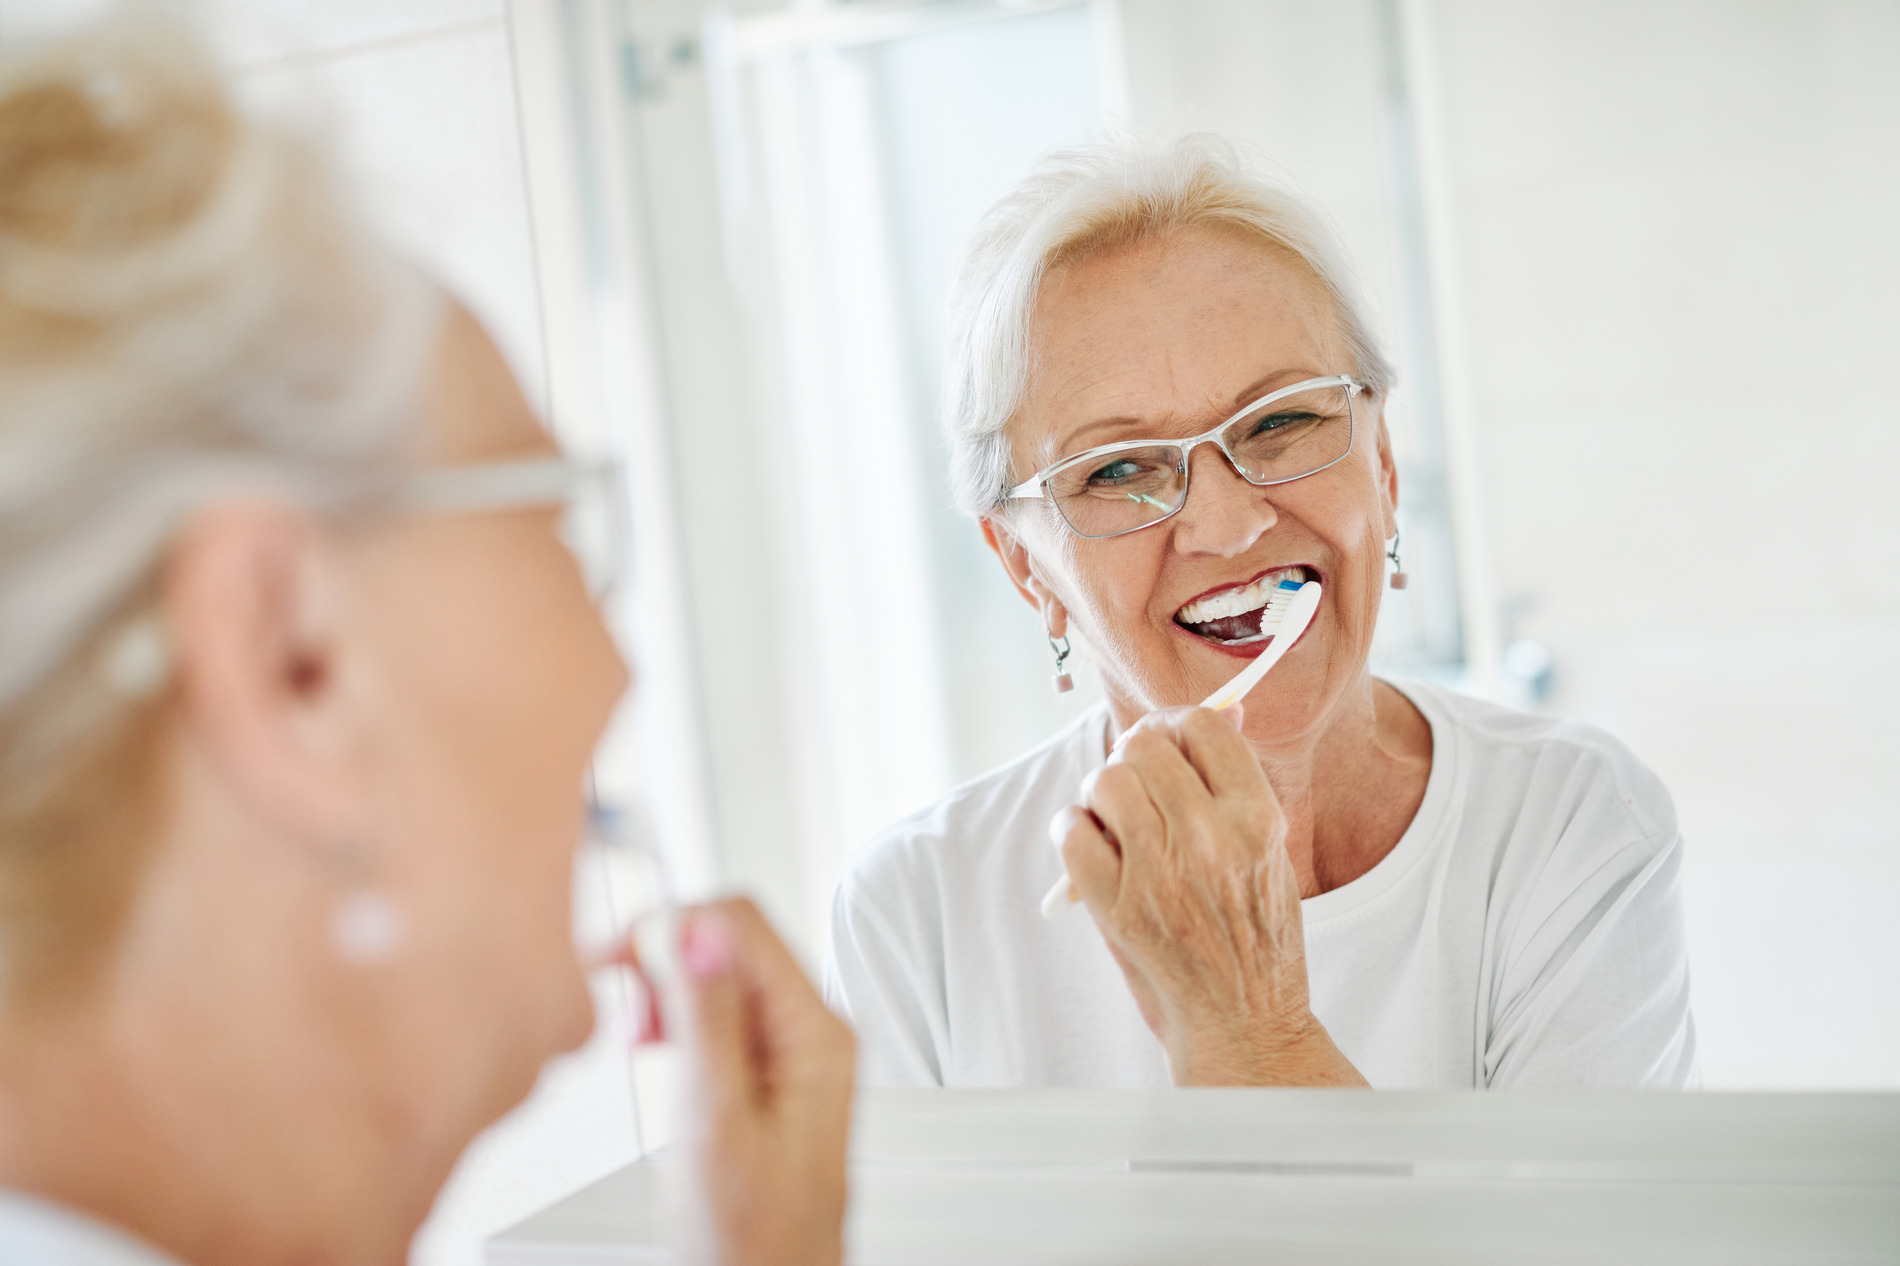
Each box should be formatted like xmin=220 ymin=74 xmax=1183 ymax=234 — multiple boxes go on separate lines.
xmin=99 ymin=612 xmax=171 ymax=699
xmin=327 ymin=843 xmax=406 ymax=966
xmin=1387 ymin=528 xmax=1409 ymax=590
xmin=1048 ymin=633 xmax=1074 ymax=694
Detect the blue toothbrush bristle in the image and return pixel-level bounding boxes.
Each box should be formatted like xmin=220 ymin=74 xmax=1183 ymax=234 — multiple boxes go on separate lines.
xmin=1276 ymin=578 xmax=1303 ymax=589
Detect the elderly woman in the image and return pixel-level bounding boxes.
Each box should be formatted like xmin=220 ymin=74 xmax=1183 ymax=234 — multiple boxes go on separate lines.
xmin=0 ymin=21 xmax=849 ymax=1266
xmin=827 ymin=135 xmax=1698 ymax=1090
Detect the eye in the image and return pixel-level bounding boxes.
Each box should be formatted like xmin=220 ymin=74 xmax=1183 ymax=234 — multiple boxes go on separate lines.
xmin=1251 ymin=410 xmax=1321 ymax=436
xmin=1088 ymin=456 xmax=1148 ymax=485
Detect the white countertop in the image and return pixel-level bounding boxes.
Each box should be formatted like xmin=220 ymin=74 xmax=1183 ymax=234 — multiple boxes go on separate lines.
xmin=488 ymin=1088 xmax=1900 ymax=1264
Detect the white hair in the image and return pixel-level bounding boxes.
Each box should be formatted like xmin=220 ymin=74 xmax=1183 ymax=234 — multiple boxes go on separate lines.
xmin=942 ymin=131 xmax=1395 ymax=517
xmin=0 ymin=15 xmax=441 ymax=779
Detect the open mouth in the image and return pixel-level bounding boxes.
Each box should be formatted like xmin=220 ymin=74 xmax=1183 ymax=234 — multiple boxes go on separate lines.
xmin=1173 ymin=565 xmax=1318 ymax=646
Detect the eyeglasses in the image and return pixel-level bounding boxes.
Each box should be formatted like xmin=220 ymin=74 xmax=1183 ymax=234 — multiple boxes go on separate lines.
xmin=1004 ymin=375 xmax=1361 ymax=540
xmin=404 ymin=455 xmax=626 ymax=600
xmin=92 ymin=454 xmax=628 ymax=703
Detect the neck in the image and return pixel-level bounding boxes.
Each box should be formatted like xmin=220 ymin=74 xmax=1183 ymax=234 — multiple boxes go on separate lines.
xmin=0 ymin=827 xmax=419 ymax=1266
xmin=0 ymin=986 xmax=277 ymax=1265
xmin=1274 ymin=675 xmax=1432 ymax=895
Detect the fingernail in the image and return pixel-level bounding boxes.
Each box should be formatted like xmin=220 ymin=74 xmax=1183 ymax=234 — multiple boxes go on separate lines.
xmin=682 ymin=911 xmax=733 ymax=981
xmin=1223 ymin=702 xmax=1246 ymax=731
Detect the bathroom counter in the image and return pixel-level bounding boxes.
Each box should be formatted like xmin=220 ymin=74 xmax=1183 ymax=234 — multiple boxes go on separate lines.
xmin=488 ymin=1087 xmax=1900 ymax=1264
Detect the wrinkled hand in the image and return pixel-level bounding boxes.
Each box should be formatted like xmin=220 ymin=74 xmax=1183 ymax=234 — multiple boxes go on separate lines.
xmin=1052 ymin=706 xmax=1364 ymax=1087
xmin=677 ymin=898 xmax=856 ymax=1266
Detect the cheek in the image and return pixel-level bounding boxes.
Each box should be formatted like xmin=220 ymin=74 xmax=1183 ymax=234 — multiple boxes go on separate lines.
xmin=368 ymin=529 xmax=623 ymax=957
xmin=1307 ymin=490 xmax=1389 ymax=648
xmin=1062 ymin=533 xmax=1170 ymax=632
xmin=405 ymin=538 xmax=620 ymax=824
xmin=1048 ymin=536 xmax=1183 ymax=693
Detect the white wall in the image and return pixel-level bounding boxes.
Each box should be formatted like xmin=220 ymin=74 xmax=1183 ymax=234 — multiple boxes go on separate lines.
xmin=1119 ymin=0 xmax=1900 ymax=1087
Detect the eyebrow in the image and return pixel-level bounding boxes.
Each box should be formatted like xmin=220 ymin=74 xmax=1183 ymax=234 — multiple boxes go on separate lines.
xmin=1053 ymin=366 xmax=1329 ymax=456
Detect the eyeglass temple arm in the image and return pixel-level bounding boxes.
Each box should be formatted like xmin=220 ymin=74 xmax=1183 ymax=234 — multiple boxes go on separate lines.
xmin=405 ymin=456 xmax=608 ymax=514
xmin=1003 ymin=476 xmax=1046 ymax=500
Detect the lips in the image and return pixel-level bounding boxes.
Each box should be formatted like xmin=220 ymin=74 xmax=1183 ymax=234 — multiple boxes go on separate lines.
xmin=1173 ymin=565 xmax=1318 ymax=645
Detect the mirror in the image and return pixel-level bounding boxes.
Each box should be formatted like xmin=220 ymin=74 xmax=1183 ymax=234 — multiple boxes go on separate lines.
xmin=518 ymin=0 xmax=1899 ymax=1103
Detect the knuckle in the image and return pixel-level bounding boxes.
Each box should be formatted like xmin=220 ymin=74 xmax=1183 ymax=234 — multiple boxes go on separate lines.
xmin=1048 ymin=804 xmax=1082 ymax=848
xmin=1184 ymin=706 xmax=1228 ymax=737
xmin=1059 ymin=836 xmax=1088 ymax=871
xmin=1154 ymin=705 xmax=1200 ymax=729
xmin=1093 ymin=763 xmax=1139 ymax=803
xmin=1120 ymin=730 xmax=1169 ymax=763
xmin=1059 ymin=822 xmax=1100 ymax=866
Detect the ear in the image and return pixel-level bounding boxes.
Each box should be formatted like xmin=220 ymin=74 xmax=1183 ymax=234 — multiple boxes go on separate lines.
xmin=979 ymin=512 xmax=1069 ymax=639
xmin=1371 ymin=395 xmax=1401 ymax=540
xmin=163 ymin=500 xmax=366 ymax=841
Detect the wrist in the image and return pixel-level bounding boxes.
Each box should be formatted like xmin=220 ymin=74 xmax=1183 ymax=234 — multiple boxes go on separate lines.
xmin=1169 ymin=1014 xmax=1357 ymax=1087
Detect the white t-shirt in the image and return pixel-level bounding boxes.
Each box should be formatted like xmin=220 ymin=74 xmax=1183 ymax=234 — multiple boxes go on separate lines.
xmin=0 ymin=1190 xmax=180 ymax=1265
xmin=825 ymin=679 xmax=1698 ymax=1089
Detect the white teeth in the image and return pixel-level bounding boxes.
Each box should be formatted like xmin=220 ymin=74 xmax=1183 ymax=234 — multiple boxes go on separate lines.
xmin=1176 ymin=567 xmax=1308 ymax=625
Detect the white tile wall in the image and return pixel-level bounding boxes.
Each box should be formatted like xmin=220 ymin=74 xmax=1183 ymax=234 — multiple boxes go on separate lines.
xmin=230 ymin=4 xmax=548 ymax=409
xmin=208 ymin=0 xmax=504 ymax=64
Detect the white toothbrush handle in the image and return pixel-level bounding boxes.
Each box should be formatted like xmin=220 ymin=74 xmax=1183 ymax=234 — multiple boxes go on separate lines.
xmin=1200 ymin=581 xmax=1321 ymax=712
xmin=1041 ymin=580 xmax=1322 ymax=920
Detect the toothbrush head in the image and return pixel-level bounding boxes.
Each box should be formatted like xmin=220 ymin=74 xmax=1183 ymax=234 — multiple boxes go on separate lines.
xmin=1199 ymin=580 xmax=1323 ymax=712
xmin=1215 ymin=578 xmax=1306 ymax=646
xmin=1257 ymin=577 xmax=1305 ymax=634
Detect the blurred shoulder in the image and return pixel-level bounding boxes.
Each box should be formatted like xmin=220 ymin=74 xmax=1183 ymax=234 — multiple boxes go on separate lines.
xmin=836 ymin=704 xmax=1110 ymax=909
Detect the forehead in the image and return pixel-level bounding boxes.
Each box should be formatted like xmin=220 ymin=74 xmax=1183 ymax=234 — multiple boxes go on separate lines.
xmin=423 ymin=302 xmax=557 ymax=463
xmin=1016 ymin=225 xmax=1347 ymax=460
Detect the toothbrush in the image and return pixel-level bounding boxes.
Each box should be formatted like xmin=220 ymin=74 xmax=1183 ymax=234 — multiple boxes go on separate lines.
xmin=1038 ymin=578 xmax=1323 ymax=920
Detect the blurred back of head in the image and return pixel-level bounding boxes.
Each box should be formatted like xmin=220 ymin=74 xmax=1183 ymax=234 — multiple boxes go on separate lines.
xmin=0 ymin=10 xmax=439 ymax=1002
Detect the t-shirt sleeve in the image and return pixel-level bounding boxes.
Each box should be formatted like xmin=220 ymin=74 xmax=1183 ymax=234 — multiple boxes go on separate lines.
xmin=1483 ymin=765 xmax=1700 ymax=1088
xmin=824 ymin=864 xmax=949 ymax=1088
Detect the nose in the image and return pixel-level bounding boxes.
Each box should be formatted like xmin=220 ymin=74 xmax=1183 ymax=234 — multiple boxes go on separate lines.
xmin=1169 ymin=441 xmax=1278 ymax=557
xmin=610 ymin=642 xmax=635 ymax=707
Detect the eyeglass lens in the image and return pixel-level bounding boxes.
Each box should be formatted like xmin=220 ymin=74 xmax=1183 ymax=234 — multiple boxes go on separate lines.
xmin=1044 ymin=382 xmax=1355 ymax=538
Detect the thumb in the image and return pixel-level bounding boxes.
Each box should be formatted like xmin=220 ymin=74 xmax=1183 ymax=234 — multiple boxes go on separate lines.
xmin=681 ymin=908 xmax=754 ymax=1118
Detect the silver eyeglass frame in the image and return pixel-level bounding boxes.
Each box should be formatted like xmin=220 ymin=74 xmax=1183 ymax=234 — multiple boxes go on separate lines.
xmin=403 ymin=454 xmax=611 ymax=514
xmin=402 ymin=454 xmax=626 ymax=599
xmin=1003 ymin=374 xmax=1363 ymax=540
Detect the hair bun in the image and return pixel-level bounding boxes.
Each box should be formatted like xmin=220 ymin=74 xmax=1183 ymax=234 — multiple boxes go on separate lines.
xmin=0 ymin=19 xmax=258 ymax=317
